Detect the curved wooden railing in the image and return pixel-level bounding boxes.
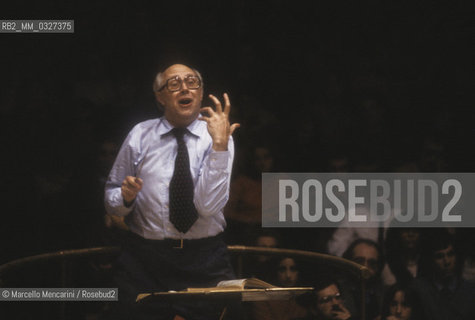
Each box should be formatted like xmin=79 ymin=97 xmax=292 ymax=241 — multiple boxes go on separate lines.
xmin=0 ymin=246 xmax=370 ymax=319
xmin=228 ymin=245 xmax=372 ymax=279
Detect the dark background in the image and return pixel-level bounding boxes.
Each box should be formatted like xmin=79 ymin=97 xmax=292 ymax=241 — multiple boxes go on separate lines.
xmin=1 ymin=1 xmax=474 ymax=263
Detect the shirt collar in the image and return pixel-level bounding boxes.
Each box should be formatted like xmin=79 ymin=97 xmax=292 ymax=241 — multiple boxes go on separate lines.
xmin=158 ymin=117 xmax=203 ymax=138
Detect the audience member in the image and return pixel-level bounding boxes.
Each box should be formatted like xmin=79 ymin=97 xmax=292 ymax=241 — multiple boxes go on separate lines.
xmin=411 ymin=229 xmax=475 ymax=320
xmin=251 ymin=257 xmax=309 ymax=320
xmin=240 ymin=230 xmax=281 ymax=280
xmin=300 ymin=276 xmax=353 ymax=320
xmin=254 ymin=230 xmax=280 ymax=263
xmin=444 ymin=228 xmax=475 ymax=282
xmin=342 ymin=239 xmax=384 ymax=320
xmin=381 ymin=283 xmax=422 ymax=320
xmin=275 ymin=257 xmax=301 ymax=287
xmin=384 ymin=224 xmax=422 ymax=285
xmin=327 ymin=212 xmax=395 ymax=286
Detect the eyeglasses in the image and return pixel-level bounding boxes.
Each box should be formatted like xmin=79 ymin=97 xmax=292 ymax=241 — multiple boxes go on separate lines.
xmin=353 ymin=257 xmax=379 ymax=270
xmin=157 ymin=75 xmax=201 ymax=92
xmin=318 ymin=293 xmax=342 ymax=304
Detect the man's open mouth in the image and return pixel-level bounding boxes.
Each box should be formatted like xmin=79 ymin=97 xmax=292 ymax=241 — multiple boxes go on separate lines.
xmin=178 ymin=98 xmax=193 ymax=106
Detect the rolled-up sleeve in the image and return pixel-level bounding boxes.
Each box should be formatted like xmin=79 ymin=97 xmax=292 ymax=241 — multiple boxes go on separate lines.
xmin=194 ymin=138 xmax=234 ymax=217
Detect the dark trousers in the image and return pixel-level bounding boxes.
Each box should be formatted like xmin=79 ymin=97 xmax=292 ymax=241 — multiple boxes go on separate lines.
xmin=108 ymin=232 xmax=236 ymax=320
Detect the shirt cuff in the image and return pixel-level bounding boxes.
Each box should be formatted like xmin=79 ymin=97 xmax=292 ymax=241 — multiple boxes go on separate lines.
xmin=207 ymin=150 xmax=229 ymax=170
xmin=108 ymin=190 xmax=135 ymax=217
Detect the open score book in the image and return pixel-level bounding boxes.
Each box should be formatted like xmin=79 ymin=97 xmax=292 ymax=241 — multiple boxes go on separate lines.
xmin=185 ymin=278 xmax=276 ymax=292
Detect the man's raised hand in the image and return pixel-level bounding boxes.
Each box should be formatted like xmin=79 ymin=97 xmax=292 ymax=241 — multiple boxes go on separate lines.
xmin=199 ymin=93 xmax=240 ymax=151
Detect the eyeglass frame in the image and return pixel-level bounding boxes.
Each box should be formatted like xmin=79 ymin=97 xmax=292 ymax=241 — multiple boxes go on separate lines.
xmin=156 ymin=74 xmax=202 ymax=92
xmin=317 ymin=292 xmax=343 ymax=304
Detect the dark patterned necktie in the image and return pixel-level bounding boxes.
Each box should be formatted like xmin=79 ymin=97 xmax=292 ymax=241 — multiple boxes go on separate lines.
xmin=169 ymin=128 xmax=198 ymax=233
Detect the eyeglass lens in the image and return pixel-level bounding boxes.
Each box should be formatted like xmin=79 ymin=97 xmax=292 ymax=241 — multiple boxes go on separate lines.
xmin=168 ymin=76 xmax=200 ymax=91
xmin=319 ymin=293 xmax=342 ymax=304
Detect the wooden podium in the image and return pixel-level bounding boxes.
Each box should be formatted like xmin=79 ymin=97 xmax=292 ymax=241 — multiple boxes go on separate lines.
xmin=137 ymin=286 xmax=314 ymax=303
xmin=137 ymin=278 xmax=313 ymax=303
xmin=135 ymin=279 xmax=314 ymax=319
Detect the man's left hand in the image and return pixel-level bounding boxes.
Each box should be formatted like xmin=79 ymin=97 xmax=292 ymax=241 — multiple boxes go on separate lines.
xmin=199 ymin=93 xmax=240 ymax=151
xmin=331 ymin=304 xmax=352 ymax=320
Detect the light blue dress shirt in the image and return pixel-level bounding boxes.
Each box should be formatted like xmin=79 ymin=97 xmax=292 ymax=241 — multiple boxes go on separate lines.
xmin=104 ymin=117 xmax=234 ymax=240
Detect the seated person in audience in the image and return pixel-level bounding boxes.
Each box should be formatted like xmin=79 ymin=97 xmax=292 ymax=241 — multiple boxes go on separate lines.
xmin=411 ymin=229 xmax=475 ymax=320
xmin=300 ymin=276 xmax=353 ymax=320
xmin=326 ymin=209 xmax=395 ymax=287
xmin=342 ymin=239 xmax=384 ymax=320
xmin=384 ymin=224 xmax=422 ymax=284
xmin=381 ymin=283 xmax=422 ymax=320
xmin=241 ymin=230 xmax=281 ymax=279
xmin=251 ymin=257 xmax=309 ymax=320
xmin=255 ymin=229 xmax=281 ymax=262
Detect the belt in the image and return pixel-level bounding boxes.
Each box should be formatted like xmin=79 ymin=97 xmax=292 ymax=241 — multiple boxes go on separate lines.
xmin=130 ymin=232 xmax=224 ymax=250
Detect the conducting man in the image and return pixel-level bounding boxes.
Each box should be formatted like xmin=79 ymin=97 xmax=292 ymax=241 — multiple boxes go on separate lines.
xmin=105 ymin=63 xmax=240 ymax=319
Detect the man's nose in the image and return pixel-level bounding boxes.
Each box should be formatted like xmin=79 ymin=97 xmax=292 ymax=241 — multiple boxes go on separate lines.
xmin=180 ymin=81 xmax=190 ymax=92
xmin=396 ymin=304 xmax=402 ymax=314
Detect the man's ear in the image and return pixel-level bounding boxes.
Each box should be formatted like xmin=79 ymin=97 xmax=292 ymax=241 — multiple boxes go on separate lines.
xmin=155 ymin=91 xmax=165 ymax=106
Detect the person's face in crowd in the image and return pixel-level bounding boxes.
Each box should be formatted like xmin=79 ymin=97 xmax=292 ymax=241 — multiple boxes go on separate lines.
xmin=433 ymin=245 xmax=456 ymax=278
xmin=256 ymin=235 xmax=277 ymax=248
xmin=254 ymin=147 xmax=273 ymax=172
xmin=352 ymin=243 xmax=379 ymax=277
xmin=155 ymin=64 xmax=203 ymax=128
xmin=256 ymin=235 xmax=278 ymax=263
xmin=315 ymin=284 xmax=346 ymax=320
xmin=388 ymin=290 xmax=412 ymax=320
xmin=399 ymin=229 xmax=420 ymax=250
xmin=277 ymin=258 xmax=298 ymax=287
